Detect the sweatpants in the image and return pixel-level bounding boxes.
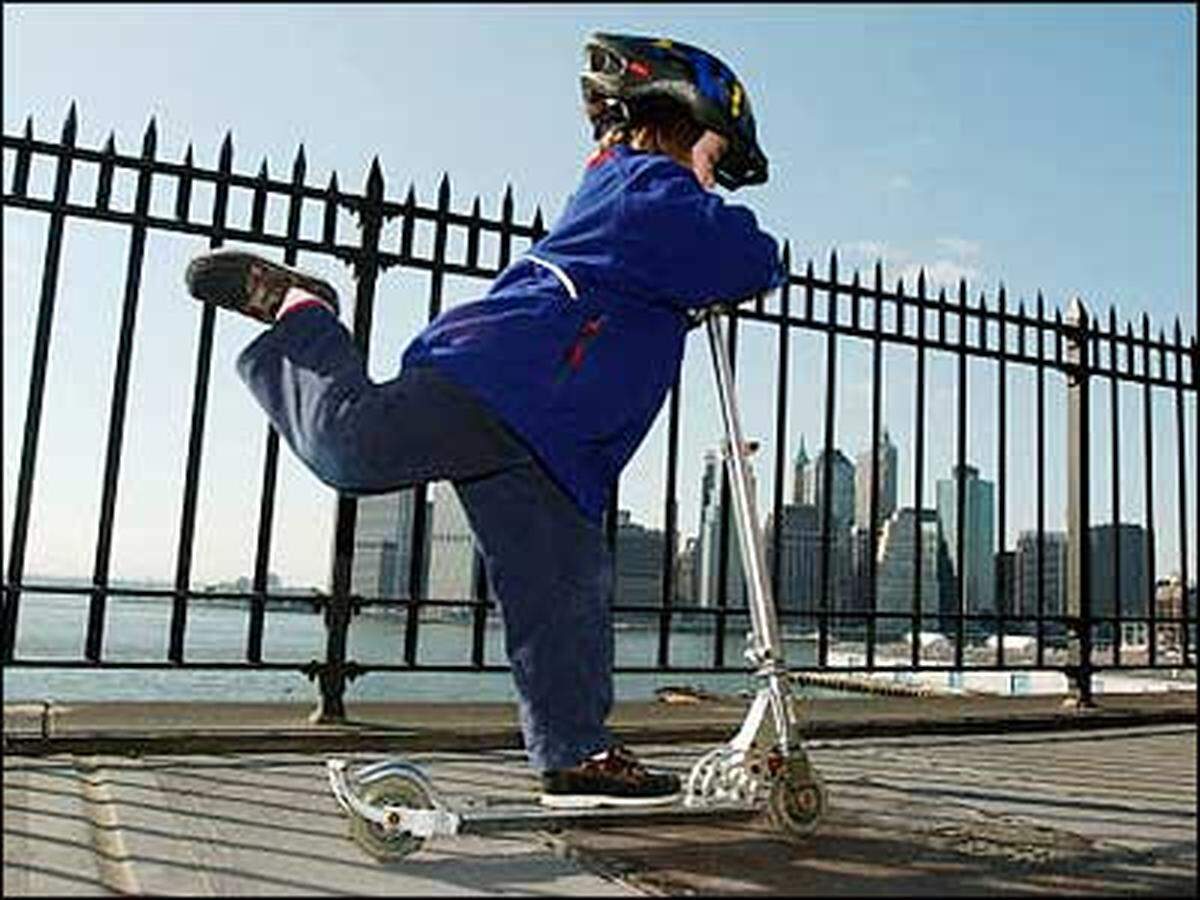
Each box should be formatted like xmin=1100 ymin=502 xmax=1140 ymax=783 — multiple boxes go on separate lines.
xmin=235 ymin=305 xmax=615 ymax=771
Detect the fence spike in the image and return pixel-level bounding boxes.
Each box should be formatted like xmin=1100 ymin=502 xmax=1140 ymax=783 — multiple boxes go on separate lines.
xmin=62 ymin=102 xmax=78 ymax=144
xmin=366 ymin=156 xmax=384 ymax=197
xmin=780 ymin=240 xmax=791 ymax=272
xmin=471 ymin=195 xmax=481 ymax=218
xmin=917 ymin=268 xmax=926 ymax=296
xmin=532 ymin=206 xmax=545 ymax=232
xmin=805 ymin=258 xmax=814 ymax=278
xmin=257 ymin=157 xmax=269 ymax=180
xmin=874 ymin=258 xmax=883 ymax=285
xmin=1036 ymin=290 xmax=1045 ymax=319
xmin=24 ymin=115 xmax=33 ymax=139
xmin=322 ymin=172 xmax=339 ymax=245
xmin=958 ymin=276 xmax=968 ymax=306
xmin=292 ymin=144 xmax=307 ymax=182
xmin=438 ymin=172 xmax=451 ymax=206
xmin=219 ymin=132 xmax=233 ymax=170
xmin=502 ymin=183 xmax=514 ymax=218
xmin=142 ymin=117 xmax=158 ymax=155
xmin=1018 ymin=299 xmax=1026 ymax=319
xmin=829 ymin=248 xmax=838 ymax=275
xmin=938 ymin=286 xmax=946 ymax=304
xmin=403 ymin=182 xmax=415 ymax=206
xmin=1174 ymin=317 xmax=1183 ymax=345
xmin=173 ymin=143 xmax=192 ymax=220
xmin=851 ymin=269 xmax=861 ymax=288
xmin=97 ymin=131 xmax=116 ymax=209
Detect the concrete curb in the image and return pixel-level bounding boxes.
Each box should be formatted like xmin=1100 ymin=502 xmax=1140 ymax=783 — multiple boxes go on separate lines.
xmin=4 ymin=702 xmax=1194 ymax=757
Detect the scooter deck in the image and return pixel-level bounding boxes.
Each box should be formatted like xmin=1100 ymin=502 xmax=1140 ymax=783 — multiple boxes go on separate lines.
xmin=443 ymin=798 xmax=761 ymax=836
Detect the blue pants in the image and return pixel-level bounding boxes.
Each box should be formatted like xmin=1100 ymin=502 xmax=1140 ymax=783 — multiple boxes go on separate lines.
xmin=236 ymin=307 xmax=614 ymax=771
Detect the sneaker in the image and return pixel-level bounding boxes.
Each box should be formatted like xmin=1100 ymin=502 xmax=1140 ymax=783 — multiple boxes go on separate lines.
xmin=184 ymin=250 xmax=339 ymax=324
xmin=540 ymin=745 xmax=682 ymax=808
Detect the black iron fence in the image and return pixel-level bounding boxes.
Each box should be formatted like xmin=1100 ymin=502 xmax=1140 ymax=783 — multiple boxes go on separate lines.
xmin=2 ymin=109 xmax=1196 ymax=718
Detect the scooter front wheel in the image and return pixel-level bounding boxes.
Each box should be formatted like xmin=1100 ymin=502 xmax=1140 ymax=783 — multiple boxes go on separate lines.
xmin=766 ymin=753 xmax=827 ymax=841
xmin=347 ymin=773 xmax=434 ymax=862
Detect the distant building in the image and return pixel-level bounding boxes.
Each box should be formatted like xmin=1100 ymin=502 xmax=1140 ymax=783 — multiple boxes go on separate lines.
xmin=696 ymin=450 xmax=749 ymax=608
xmin=1087 ymin=524 xmax=1149 ymax=625
xmin=351 ymin=490 xmax=428 ymax=600
xmin=675 ymin=537 xmax=699 ymax=606
xmin=936 ymin=465 xmax=996 ymax=623
xmin=791 ymin=446 xmax=856 ymax=630
xmin=812 ymin=448 xmax=855 ymax=533
xmin=873 ymin=508 xmax=941 ymax=639
xmin=1014 ymin=530 xmax=1067 ymax=630
xmin=615 ymin=510 xmax=665 ymax=613
xmin=855 ymin=430 xmax=898 ymax=534
xmin=793 ymin=438 xmax=814 ymax=506
xmin=994 ymin=550 xmax=1016 ymax=617
xmin=426 ymin=482 xmax=478 ymax=602
xmin=765 ymin=503 xmax=821 ymax=615
xmin=1154 ymin=575 xmax=1191 ymax=651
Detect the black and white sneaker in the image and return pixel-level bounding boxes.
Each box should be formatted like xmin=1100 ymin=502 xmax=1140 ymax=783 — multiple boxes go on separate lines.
xmin=540 ymin=745 xmax=682 ymax=808
xmin=184 ymin=250 xmax=339 ymax=323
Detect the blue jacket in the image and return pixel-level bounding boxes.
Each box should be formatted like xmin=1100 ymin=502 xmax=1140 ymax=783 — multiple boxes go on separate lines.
xmin=401 ymin=144 xmax=784 ymax=524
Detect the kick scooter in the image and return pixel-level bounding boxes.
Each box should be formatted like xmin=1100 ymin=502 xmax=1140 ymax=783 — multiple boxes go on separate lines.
xmin=327 ymin=306 xmax=828 ymax=862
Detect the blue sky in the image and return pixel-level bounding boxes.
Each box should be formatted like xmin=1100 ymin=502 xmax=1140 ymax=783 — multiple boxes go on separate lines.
xmin=3 ymin=3 xmax=1196 ymax=589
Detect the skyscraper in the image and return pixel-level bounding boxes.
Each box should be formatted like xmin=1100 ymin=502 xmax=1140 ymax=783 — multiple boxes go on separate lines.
xmin=936 ymin=465 xmax=996 ymax=622
xmin=675 ymin=536 xmax=700 ymax=606
xmin=615 ymin=510 xmax=666 ymax=617
xmin=1014 ymin=530 xmax=1067 ymax=628
xmin=812 ymin=448 xmax=855 ymax=532
xmin=351 ymin=489 xmax=427 ymax=600
xmin=874 ymin=507 xmax=941 ymax=639
xmin=426 ymin=481 xmax=477 ymax=603
xmin=855 ymin=430 xmax=898 ymax=533
xmin=793 ymin=437 xmax=814 ymax=505
xmin=696 ymin=449 xmax=750 ymax=608
xmin=1087 ymin=523 xmax=1150 ymax=623
xmin=765 ymin=502 xmax=821 ymax=615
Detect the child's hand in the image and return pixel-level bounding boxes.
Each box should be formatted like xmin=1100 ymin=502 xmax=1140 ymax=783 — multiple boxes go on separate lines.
xmin=691 ymin=130 xmax=729 ymax=190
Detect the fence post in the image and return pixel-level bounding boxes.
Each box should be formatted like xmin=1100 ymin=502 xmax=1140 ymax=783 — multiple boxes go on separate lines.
xmin=309 ymin=159 xmax=385 ymax=723
xmin=1064 ymin=298 xmax=1096 ymax=709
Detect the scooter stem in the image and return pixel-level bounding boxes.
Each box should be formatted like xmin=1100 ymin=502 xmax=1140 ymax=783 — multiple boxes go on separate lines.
xmin=705 ymin=310 xmax=798 ymax=753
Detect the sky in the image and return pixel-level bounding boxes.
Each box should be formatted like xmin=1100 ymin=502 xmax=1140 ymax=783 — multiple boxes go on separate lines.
xmin=3 ymin=3 xmax=1196 ymax=591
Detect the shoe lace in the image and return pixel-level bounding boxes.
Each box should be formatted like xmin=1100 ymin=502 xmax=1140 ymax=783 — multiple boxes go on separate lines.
xmin=588 ymin=744 xmax=647 ymax=777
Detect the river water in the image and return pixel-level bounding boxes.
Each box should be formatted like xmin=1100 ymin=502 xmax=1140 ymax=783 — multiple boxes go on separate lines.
xmin=3 ymin=592 xmax=857 ymax=704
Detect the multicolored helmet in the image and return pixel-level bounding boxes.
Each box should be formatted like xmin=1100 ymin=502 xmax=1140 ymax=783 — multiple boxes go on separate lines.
xmin=580 ymin=32 xmax=769 ymax=190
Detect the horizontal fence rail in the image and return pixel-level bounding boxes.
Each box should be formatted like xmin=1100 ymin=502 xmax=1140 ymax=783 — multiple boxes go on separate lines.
xmin=2 ymin=108 xmax=1197 ymax=719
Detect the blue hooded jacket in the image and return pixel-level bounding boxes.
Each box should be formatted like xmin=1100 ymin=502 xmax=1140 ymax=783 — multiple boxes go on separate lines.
xmin=401 ymin=143 xmax=784 ymax=524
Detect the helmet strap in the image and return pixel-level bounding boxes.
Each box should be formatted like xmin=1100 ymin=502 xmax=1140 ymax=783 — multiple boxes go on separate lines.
xmin=591 ymin=97 xmax=631 ymax=142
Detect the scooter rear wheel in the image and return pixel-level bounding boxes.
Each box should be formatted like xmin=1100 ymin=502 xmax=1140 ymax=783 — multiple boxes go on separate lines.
xmin=766 ymin=754 xmax=826 ymax=841
xmin=347 ymin=773 xmax=433 ymax=862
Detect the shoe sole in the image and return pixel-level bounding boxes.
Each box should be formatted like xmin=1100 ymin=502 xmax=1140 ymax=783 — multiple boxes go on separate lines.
xmin=185 ymin=251 xmax=337 ymax=323
xmin=539 ymin=791 xmax=683 ymax=809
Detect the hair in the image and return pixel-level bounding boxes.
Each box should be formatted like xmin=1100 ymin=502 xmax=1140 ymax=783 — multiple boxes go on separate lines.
xmin=596 ymin=94 xmax=706 ymax=161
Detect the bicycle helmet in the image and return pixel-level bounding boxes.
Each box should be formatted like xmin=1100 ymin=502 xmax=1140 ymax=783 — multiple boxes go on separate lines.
xmin=580 ymin=32 xmax=769 ymax=190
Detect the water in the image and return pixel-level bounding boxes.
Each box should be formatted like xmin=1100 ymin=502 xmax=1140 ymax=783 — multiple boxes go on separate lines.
xmin=2 ymin=592 xmax=852 ymax=704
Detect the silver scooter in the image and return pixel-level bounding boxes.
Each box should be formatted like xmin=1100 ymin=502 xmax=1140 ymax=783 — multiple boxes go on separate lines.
xmin=327 ymin=308 xmax=828 ymax=861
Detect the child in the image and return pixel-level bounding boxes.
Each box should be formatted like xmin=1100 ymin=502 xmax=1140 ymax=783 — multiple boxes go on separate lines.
xmin=185 ymin=32 xmax=783 ymax=808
